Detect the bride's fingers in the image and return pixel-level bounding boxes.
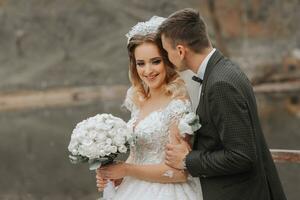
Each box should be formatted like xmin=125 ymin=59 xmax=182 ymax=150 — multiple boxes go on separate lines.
xmin=96 ymin=178 xmax=108 ymax=191
xmin=96 ymin=179 xmax=107 ymax=185
xmin=96 ymin=173 xmax=106 ymax=180
xmin=166 ymin=143 xmax=174 ymax=151
xmin=97 ymin=183 xmax=106 ymax=192
xmin=166 ymin=149 xmax=174 ymax=158
xmin=165 ymin=160 xmax=172 ymax=167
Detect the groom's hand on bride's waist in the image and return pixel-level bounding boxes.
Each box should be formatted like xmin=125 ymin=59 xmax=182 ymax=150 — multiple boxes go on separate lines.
xmin=165 ymin=139 xmax=191 ymax=170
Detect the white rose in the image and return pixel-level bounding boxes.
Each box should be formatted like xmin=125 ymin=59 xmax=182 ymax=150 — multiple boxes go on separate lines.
xmin=95 ymin=133 xmax=106 ymax=141
xmin=86 ymin=122 xmax=95 ymax=130
xmin=108 ymin=130 xmax=117 ymax=137
xmin=104 ymin=145 xmax=112 ymax=155
xmin=95 ymin=123 xmax=104 ymax=131
xmin=89 ymin=146 xmax=100 ymax=158
xmin=113 ymin=135 xmax=125 ymax=146
xmin=111 ymin=145 xmax=118 ymax=153
xmin=101 ymin=123 xmax=113 ymax=131
xmin=105 ymin=138 xmax=112 ymax=145
xmin=191 ymin=123 xmax=201 ymax=132
xmin=183 ymin=113 xmax=197 ymax=124
xmin=88 ymin=130 xmax=98 ymax=139
xmin=68 ymin=141 xmax=79 ymax=155
xmin=99 ymin=149 xmax=106 ymax=157
xmin=178 ymin=120 xmax=193 ymax=136
xmin=81 ymin=137 xmax=93 ymax=146
xmin=117 ymin=128 xmax=126 ymax=136
xmin=118 ymin=145 xmax=127 ymax=153
xmin=105 ymin=119 xmax=115 ymax=125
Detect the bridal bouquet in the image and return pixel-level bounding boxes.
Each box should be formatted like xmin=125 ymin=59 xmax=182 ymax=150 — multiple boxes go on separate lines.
xmin=68 ymin=113 xmax=132 ymax=169
xmin=68 ymin=113 xmax=133 ymax=199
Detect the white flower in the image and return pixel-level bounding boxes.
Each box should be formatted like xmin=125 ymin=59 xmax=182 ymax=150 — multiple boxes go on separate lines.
xmin=68 ymin=141 xmax=79 ymax=155
xmin=99 ymin=149 xmax=106 ymax=157
xmin=113 ymin=135 xmax=125 ymax=146
xmin=182 ymin=113 xmax=197 ymax=124
xmin=178 ymin=120 xmax=193 ymax=136
xmin=104 ymin=145 xmax=113 ymax=155
xmin=177 ymin=112 xmax=201 ymax=137
xmin=81 ymin=137 xmax=93 ymax=146
xmin=95 ymin=133 xmax=106 ymax=141
xmin=105 ymin=138 xmax=112 ymax=145
xmin=111 ymin=146 xmax=118 ymax=154
xmin=118 ymin=145 xmax=127 ymax=153
xmin=108 ymin=130 xmax=117 ymax=137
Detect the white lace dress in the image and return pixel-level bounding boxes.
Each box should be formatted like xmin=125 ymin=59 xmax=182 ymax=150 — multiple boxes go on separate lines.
xmin=113 ymin=88 xmax=203 ymax=200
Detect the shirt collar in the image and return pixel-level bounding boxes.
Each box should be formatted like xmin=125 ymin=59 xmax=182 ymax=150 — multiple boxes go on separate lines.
xmin=197 ymin=48 xmax=216 ymax=80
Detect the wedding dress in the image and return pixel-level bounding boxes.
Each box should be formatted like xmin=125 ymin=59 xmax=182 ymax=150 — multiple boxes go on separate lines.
xmin=112 ymin=88 xmax=203 ymax=200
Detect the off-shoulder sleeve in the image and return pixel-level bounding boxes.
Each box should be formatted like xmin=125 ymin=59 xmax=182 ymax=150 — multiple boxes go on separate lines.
xmin=123 ymin=87 xmax=138 ymax=118
xmin=168 ymin=99 xmax=201 ymax=137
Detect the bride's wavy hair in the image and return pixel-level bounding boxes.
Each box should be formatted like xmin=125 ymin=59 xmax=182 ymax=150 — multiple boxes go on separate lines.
xmin=127 ymin=33 xmax=187 ymax=105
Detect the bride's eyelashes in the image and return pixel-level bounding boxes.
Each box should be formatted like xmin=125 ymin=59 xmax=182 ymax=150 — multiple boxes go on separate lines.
xmin=136 ymin=61 xmax=145 ymax=67
xmin=136 ymin=58 xmax=162 ymax=68
xmin=152 ymin=59 xmax=162 ymax=65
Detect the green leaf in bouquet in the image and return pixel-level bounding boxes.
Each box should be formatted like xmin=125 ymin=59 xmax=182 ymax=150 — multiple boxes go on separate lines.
xmin=69 ymin=155 xmax=88 ymax=164
xmin=88 ymin=159 xmax=102 ymax=170
xmin=88 ymin=154 xmax=118 ymax=170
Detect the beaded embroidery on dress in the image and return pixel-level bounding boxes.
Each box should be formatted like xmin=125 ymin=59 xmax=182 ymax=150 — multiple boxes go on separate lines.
xmin=113 ymin=87 xmax=203 ymax=200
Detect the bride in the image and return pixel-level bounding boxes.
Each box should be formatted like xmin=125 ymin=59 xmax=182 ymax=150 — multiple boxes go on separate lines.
xmin=96 ymin=16 xmax=203 ymax=200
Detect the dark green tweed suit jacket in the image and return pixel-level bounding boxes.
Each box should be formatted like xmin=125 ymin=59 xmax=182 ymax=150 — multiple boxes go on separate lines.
xmin=186 ymin=50 xmax=286 ymax=200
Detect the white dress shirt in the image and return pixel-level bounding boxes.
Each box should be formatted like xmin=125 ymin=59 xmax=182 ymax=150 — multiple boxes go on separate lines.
xmin=180 ymin=48 xmax=216 ymax=112
xmin=196 ymin=48 xmax=216 ymax=103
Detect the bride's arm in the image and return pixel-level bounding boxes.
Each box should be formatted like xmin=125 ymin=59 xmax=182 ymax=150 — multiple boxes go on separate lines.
xmin=125 ymin=162 xmax=187 ymax=183
xmin=98 ymin=160 xmax=188 ymax=184
xmin=98 ymin=123 xmax=190 ymax=184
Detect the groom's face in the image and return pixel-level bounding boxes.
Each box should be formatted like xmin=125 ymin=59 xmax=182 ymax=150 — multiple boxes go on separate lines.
xmin=161 ymin=35 xmax=187 ymax=72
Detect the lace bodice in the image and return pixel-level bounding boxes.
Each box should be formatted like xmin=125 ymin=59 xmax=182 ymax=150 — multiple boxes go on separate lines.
xmin=113 ymin=88 xmax=203 ymax=200
xmin=123 ymin=87 xmax=200 ymax=165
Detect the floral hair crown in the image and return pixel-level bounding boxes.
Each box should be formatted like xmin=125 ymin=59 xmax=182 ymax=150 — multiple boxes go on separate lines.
xmin=125 ymin=16 xmax=166 ymax=43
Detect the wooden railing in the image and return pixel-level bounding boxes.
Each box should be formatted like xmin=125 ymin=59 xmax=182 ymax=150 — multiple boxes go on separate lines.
xmin=270 ymin=149 xmax=300 ymax=163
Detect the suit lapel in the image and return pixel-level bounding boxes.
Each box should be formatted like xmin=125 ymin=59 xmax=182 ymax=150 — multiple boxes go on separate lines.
xmin=196 ymin=49 xmax=224 ymax=123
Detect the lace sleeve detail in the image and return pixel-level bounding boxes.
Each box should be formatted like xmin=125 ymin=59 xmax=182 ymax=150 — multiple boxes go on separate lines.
xmin=168 ymin=99 xmax=201 ymax=137
xmin=123 ymin=87 xmax=138 ymax=118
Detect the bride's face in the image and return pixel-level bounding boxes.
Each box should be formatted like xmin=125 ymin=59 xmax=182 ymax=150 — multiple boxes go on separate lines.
xmin=134 ymin=42 xmax=167 ymax=90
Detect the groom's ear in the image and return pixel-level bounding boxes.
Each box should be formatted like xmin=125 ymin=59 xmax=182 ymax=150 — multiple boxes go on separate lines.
xmin=176 ymin=45 xmax=186 ymax=60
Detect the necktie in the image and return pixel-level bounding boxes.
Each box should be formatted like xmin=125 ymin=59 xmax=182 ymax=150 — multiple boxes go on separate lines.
xmin=192 ymin=75 xmax=203 ymax=84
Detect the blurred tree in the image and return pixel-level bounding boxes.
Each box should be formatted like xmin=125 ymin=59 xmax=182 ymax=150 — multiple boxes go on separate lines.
xmin=207 ymin=0 xmax=229 ymax=57
xmin=15 ymin=29 xmax=26 ymax=57
xmin=244 ymin=0 xmax=275 ymax=22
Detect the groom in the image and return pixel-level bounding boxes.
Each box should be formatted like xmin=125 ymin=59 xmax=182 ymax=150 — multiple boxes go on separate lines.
xmin=159 ymin=8 xmax=286 ymax=200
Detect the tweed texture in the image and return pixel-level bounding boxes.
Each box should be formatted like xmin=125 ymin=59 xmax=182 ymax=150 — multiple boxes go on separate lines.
xmin=186 ymin=50 xmax=286 ymax=200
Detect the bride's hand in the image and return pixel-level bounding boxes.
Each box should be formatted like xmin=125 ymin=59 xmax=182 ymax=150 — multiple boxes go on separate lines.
xmin=96 ymin=175 xmax=107 ymax=192
xmin=96 ymin=168 xmax=124 ymax=191
xmin=98 ymin=163 xmax=129 ymax=180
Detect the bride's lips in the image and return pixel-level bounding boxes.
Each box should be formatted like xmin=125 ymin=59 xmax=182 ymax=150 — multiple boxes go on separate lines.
xmin=145 ymin=74 xmax=159 ymax=82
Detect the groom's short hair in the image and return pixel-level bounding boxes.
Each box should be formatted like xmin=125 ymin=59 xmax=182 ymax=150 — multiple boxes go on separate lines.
xmin=158 ymin=8 xmax=210 ymax=53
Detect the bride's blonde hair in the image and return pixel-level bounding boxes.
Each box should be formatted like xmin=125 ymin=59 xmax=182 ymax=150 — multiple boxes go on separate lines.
xmin=127 ymin=33 xmax=187 ymax=106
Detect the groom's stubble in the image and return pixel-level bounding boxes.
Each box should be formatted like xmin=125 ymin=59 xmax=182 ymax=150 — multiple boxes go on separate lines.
xmin=175 ymin=58 xmax=190 ymax=72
